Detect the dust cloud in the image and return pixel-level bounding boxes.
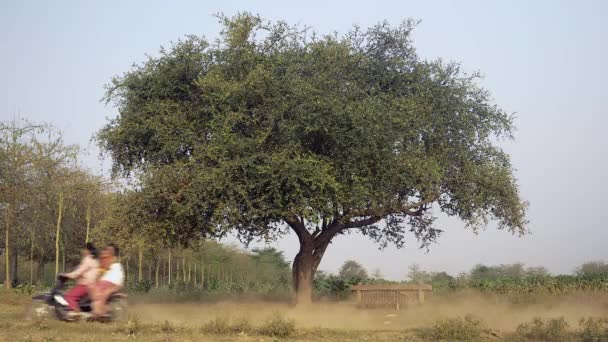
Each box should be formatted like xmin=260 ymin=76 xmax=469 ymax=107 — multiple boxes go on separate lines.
xmin=129 ymin=291 xmax=608 ymax=331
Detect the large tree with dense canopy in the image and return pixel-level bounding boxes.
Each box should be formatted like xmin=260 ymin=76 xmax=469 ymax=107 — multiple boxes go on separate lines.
xmin=98 ymin=13 xmax=527 ymax=304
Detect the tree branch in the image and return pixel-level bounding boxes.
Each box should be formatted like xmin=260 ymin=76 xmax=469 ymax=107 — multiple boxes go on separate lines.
xmin=345 ymin=215 xmax=382 ymax=228
xmin=312 ymin=192 xmax=441 ymax=248
xmin=284 ymin=214 xmax=312 ymax=244
xmin=349 ymin=192 xmax=441 ymax=218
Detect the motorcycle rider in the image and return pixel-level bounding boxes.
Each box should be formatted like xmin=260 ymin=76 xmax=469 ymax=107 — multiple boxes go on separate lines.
xmin=91 ymin=243 xmax=124 ymax=318
xmin=61 ymin=242 xmax=99 ymax=314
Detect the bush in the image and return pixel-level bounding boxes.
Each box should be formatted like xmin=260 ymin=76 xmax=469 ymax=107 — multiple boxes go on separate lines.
xmin=200 ymin=316 xmax=253 ymax=335
xmin=14 ymin=284 xmax=37 ymax=295
xmin=115 ymin=314 xmax=141 ymax=337
xmin=513 ymin=317 xmax=570 ymax=342
xmin=201 ymin=317 xmax=231 ymax=334
xmin=128 ymin=280 xmax=153 ymax=293
xmin=417 ymin=315 xmax=485 ymax=341
xmin=160 ymin=320 xmax=176 ymax=333
xmin=257 ymin=313 xmax=296 ymax=338
xmin=579 ymin=317 xmax=608 ymax=342
xmin=231 ymin=317 xmax=253 ymax=334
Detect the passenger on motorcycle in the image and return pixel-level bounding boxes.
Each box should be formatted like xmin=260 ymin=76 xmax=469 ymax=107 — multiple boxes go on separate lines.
xmin=60 ymin=242 xmax=99 ymax=313
xmin=91 ymin=243 xmax=124 ymax=318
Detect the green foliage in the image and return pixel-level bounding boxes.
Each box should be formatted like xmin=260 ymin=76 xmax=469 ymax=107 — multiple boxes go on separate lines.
xmin=440 ymin=272 xmax=608 ymax=297
xmin=512 ymin=317 xmax=570 ymax=342
xmin=257 ymin=313 xmax=296 ymax=338
xmin=469 ymin=263 xmax=547 ymax=281
xmin=98 ymin=12 xmax=527 ymax=259
xmin=338 ymin=260 xmax=368 ymax=282
xmin=576 ymin=261 xmax=608 ymax=276
xmin=127 ymin=280 xmax=153 ymax=293
xmin=14 ymin=284 xmax=37 ymax=295
xmin=416 ymin=315 xmax=485 ymax=341
xmin=313 ymin=271 xmax=360 ymax=300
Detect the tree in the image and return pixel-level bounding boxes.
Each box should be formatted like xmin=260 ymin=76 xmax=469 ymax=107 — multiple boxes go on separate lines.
xmin=469 ymin=263 xmax=546 ymax=280
xmin=430 ymin=271 xmax=454 ymax=283
xmin=372 ymin=268 xmax=383 ymax=279
xmin=0 ymin=119 xmax=42 ymax=287
xmin=525 ymin=266 xmax=549 ymax=277
xmin=338 ymin=260 xmax=368 ymax=281
xmin=98 ymin=13 xmax=528 ymax=304
xmin=575 ymin=261 xmax=608 ymax=276
xmin=407 ymin=263 xmax=430 ymax=283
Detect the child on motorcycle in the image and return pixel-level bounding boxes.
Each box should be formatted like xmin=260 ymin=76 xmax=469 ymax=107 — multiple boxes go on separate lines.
xmin=61 ymin=242 xmax=99 ymax=313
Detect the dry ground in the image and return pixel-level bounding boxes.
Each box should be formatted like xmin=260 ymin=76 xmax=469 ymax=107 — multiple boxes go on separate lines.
xmin=1 ymin=290 xmax=608 ymax=341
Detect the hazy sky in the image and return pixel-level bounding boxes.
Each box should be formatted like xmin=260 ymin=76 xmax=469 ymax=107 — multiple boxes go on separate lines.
xmin=2 ymin=0 xmax=607 ymax=280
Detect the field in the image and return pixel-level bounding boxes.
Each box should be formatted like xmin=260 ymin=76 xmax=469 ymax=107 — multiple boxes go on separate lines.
xmin=3 ymin=289 xmax=608 ymax=341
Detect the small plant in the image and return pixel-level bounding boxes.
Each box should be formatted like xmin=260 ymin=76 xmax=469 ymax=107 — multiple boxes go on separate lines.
xmin=257 ymin=313 xmax=296 ymax=338
xmin=201 ymin=316 xmax=231 ymax=334
xmin=579 ymin=317 xmax=608 ymax=342
xmin=115 ymin=314 xmax=141 ymax=337
xmin=513 ymin=317 xmax=570 ymax=342
xmin=160 ymin=320 xmax=176 ymax=333
xmin=128 ymin=280 xmax=153 ymax=293
xmin=231 ymin=317 xmax=253 ymax=334
xmin=14 ymin=284 xmax=37 ymax=295
xmin=417 ymin=314 xmax=485 ymax=341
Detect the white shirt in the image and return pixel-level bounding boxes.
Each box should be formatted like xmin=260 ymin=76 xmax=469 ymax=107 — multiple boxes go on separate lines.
xmin=100 ymin=263 xmax=125 ymax=286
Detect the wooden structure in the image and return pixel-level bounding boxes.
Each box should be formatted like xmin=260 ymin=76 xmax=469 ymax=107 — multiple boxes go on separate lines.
xmin=351 ymin=284 xmax=432 ymax=309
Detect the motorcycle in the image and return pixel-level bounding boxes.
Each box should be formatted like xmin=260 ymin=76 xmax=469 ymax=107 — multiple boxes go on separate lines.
xmin=27 ymin=275 xmax=127 ymax=322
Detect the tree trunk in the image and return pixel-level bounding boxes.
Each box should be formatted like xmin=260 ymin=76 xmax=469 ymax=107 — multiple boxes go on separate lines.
xmin=201 ymin=258 xmax=205 ymax=287
xmin=54 ymin=191 xmax=64 ymax=277
xmin=155 ymin=258 xmax=160 ymax=288
xmin=10 ymin=248 xmax=18 ymax=287
xmin=36 ymin=258 xmax=45 ymax=284
xmin=292 ymin=250 xmax=314 ymax=305
xmin=4 ymin=206 xmax=11 ymax=289
xmin=286 ymin=215 xmax=337 ymax=306
xmin=138 ymin=245 xmax=143 ymax=282
xmin=182 ymin=258 xmax=186 ymax=282
xmin=168 ymin=250 xmax=172 ymax=285
xmin=30 ymin=238 xmax=34 ymax=284
xmin=162 ymin=256 xmax=166 ymax=286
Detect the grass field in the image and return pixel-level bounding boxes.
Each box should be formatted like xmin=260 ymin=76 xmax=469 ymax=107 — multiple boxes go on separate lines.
xmin=2 ymin=289 xmax=608 ymax=341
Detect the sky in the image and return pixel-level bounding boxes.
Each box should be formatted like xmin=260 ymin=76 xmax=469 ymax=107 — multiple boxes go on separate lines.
xmin=2 ymin=0 xmax=607 ymax=280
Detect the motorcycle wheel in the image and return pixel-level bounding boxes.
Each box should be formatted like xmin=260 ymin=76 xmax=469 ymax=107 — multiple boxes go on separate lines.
xmin=108 ymin=298 xmax=128 ymax=322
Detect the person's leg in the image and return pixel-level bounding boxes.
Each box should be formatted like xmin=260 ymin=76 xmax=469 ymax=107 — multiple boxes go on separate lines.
xmin=92 ymin=281 xmax=113 ymax=317
xmin=64 ymin=284 xmax=88 ymax=311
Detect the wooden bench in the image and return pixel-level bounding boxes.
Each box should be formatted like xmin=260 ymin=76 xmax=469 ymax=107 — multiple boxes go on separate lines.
xmin=351 ymin=283 xmax=432 ymax=310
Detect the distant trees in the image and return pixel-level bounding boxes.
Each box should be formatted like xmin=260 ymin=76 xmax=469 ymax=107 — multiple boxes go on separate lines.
xmin=469 ymin=263 xmax=548 ymax=280
xmin=407 ymin=263 xmax=431 ymax=283
xmin=338 ymin=260 xmax=368 ymax=282
xmin=0 ymin=118 xmax=109 ymax=287
xmin=575 ymin=261 xmax=608 ymax=276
